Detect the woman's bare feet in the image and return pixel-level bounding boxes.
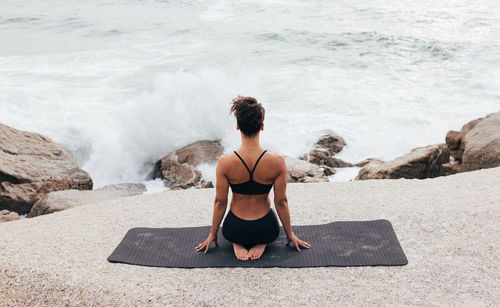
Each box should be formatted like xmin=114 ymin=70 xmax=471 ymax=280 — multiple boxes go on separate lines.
xmin=232 ymin=243 xmax=249 ymax=261
xmin=247 ymin=244 xmax=267 ymax=260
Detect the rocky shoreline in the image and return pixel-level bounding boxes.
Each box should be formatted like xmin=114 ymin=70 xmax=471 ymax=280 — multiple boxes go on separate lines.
xmin=1 ymin=111 xmax=499 ymax=222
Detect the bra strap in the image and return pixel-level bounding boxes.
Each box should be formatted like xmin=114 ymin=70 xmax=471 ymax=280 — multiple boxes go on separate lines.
xmin=233 ymin=151 xmax=252 ymax=175
xmin=251 ymin=150 xmax=267 ymax=175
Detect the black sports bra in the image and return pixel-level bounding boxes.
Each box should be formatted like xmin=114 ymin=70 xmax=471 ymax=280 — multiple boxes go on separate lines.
xmin=229 ymin=150 xmax=273 ymax=195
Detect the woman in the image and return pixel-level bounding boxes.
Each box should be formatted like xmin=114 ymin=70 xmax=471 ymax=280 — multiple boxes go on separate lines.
xmin=195 ymin=96 xmax=311 ymax=261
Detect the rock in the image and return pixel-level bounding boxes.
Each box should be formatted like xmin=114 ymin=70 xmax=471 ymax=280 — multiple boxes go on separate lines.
xmin=462 ymin=112 xmax=500 ymax=171
xmin=354 ymin=158 xmax=382 ymax=168
xmin=355 ymin=144 xmax=450 ymax=180
xmin=315 ymin=130 xmax=345 ymax=154
xmin=0 ymin=209 xmax=20 ymax=223
xmin=322 ymin=166 xmax=336 ymax=176
xmin=97 ymin=183 xmax=146 ymax=194
xmin=28 ymin=189 xmax=141 ymax=217
xmin=302 ymin=149 xmax=353 ymax=168
xmin=199 ymin=181 xmax=214 ymax=189
xmin=446 ymin=117 xmax=484 ymax=160
xmin=153 ymin=140 xmax=223 ymax=189
xmin=301 ymin=130 xmax=353 ymax=174
xmin=285 ymin=157 xmax=329 ymax=183
xmin=441 ymin=157 xmax=462 ymax=176
xmin=0 ymin=123 xmax=93 ymax=214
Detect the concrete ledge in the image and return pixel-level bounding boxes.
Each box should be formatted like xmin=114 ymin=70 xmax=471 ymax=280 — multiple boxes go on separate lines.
xmin=1 ymin=167 xmax=499 ymax=305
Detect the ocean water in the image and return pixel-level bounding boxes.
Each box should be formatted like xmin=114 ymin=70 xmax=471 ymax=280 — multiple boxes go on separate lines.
xmin=1 ymin=0 xmax=499 ymax=187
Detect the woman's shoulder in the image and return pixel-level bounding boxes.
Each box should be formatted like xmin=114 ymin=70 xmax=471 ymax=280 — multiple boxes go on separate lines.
xmin=263 ymin=150 xmax=284 ymax=160
xmin=217 ymin=152 xmax=234 ymax=163
xmin=262 ymin=151 xmax=286 ymax=167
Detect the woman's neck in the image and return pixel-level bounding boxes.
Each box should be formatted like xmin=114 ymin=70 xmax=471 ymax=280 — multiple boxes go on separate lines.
xmin=240 ymin=132 xmax=262 ymax=151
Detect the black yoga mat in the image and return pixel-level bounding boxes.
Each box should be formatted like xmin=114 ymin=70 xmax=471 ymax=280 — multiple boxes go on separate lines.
xmin=107 ymin=219 xmax=407 ymax=268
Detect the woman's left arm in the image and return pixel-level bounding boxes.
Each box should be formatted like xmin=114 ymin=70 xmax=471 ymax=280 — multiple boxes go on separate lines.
xmin=195 ymin=156 xmax=229 ymax=253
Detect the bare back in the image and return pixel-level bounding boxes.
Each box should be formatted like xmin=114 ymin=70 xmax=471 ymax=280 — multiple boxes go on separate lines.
xmin=215 ymin=149 xmax=286 ymax=220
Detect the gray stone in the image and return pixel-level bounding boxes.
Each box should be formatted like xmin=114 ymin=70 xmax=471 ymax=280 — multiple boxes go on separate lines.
xmin=446 ymin=117 xmax=483 ymax=161
xmin=0 ymin=209 xmax=20 ymax=223
xmin=28 ymin=189 xmax=141 ymax=217
xmin=154 ymin=140 xmax=223 ymax=190
xmin=355 ymin=144 xmax=450 ymax=180
xmin=355 ymin=158 xmax=382 ymax=168
xmin=462 ymin=112 xmax=500 ymax=171
xmin=0 ymin=123 xmax=93 ymax=214
xmin=302 ymin=149 xmax=353 ymax=169
xmin=315 ymin=130 xmax=345 ymax=154
xmin=301 ymin=130 xmax=353 ymax=174
xmin=285 ymin=157 xmax=329 ymax=183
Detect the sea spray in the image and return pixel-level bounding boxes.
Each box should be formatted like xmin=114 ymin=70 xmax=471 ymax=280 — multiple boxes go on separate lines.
xmin=83 ymin=69 xmax=260 ymax=187
xmin=1 ymin=0 xmax=499 ymax=187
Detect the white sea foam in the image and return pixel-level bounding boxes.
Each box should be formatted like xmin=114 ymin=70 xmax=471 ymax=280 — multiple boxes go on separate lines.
xmin=329 ymin=167 xmax=362 ymax=182
xmin=197 ymin=162 xmax=218 ymax=186
xmin=0 ymin=0 xmax=499 ymax=187
xmin=143 ymin=179 xmax=168 ymax=195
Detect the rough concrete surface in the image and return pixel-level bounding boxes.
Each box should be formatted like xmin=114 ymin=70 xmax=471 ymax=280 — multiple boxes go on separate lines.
xmin=1 ymin=167 xmax=499 ymax=306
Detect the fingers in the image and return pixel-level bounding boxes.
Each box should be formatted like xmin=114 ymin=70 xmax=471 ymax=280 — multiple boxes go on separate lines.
xmin=195 ymin=242 xmax=205 ymax=252
xmin=196 ymin=242 xmax=207 ymax=251
xmin=299 ymin=240 xmax=311 ymax=248
xmin=195 ymin=240 xmax=212 ymax=252
xmin=289 ymin=238 xmax=312 ymax=252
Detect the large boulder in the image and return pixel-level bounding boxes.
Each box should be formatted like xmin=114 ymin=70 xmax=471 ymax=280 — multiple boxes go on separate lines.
xmin=0 ymin=209 xmax=20 ymax=223
xmin=285 ymin=157 xmax=329 ymax=183
xmin=28 ymin=189 xmax=141 ymax=217
xmin=0 ymin=123 xmax=93 ymax=214
xmin=153 ymin=140 xmax=223 ymax=189
xmin=446 ymin=117 xmax=484 ymax=161
xmin=462 ymin=112 xmax=500 ymax=171
xmin=301 ymin=130 xmax=352 ymax=175
xmin=355 ymin=144 xmax=450 ymax=180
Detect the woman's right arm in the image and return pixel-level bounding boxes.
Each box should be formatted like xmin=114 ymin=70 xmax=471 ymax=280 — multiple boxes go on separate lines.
xmin=273 ymin=155 xmax=311 ymax=251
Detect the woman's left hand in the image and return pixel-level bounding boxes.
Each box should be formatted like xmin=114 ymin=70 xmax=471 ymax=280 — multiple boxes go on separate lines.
xmin=195 ymin=232 xmax=218 ymax=253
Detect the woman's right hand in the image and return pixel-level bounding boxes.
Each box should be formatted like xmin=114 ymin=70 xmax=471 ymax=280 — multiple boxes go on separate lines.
xmin=286 ymin=232 xmax=311 ymax=251
xmin=195 ymin=232 xmax=218 ymax=253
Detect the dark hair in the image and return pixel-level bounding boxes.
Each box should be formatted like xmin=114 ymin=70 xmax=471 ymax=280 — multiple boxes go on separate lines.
xmin=230 ymin=96 xmax=265 ymax=137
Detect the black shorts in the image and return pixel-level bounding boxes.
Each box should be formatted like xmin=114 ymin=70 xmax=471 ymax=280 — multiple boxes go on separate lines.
xmin=222 ymin=208 xmax=280 ymax=249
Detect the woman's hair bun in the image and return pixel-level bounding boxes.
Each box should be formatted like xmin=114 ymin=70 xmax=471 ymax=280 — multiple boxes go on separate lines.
xmin=230 ymin=96 xmax=265 ymax=137
xmin=232 ymin=96 xmax=257 ymax=105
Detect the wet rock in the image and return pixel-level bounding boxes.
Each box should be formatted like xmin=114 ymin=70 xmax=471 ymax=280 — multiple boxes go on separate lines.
xmin=0 ymin=209 xmax=20 ymax=223
xmin=0 ymin=123 xmax=93 ymax=214
xmin=462 ymin=112 xmax=500 ymax=171
xmin=446 ymin=118 xmax=484 ymax=161
xmin=315 ymin=130 xmax=345 ymax=154
xmin=303 ymin=149 xmax=353 ymax=169
xmin=301 ymin=130 xmax=353 ymax=175
xmin=153 ymin=140 xmax=223 ymax=189
xmin=354 ymin=158 xmax=382 ymax=168
xmin=28 ymin=189 xmax=141 ymax=217
xmin=355 ymin=144 xmax=450 ymax=180
xmin=285 ymin=157 xmax=329 ymax=183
